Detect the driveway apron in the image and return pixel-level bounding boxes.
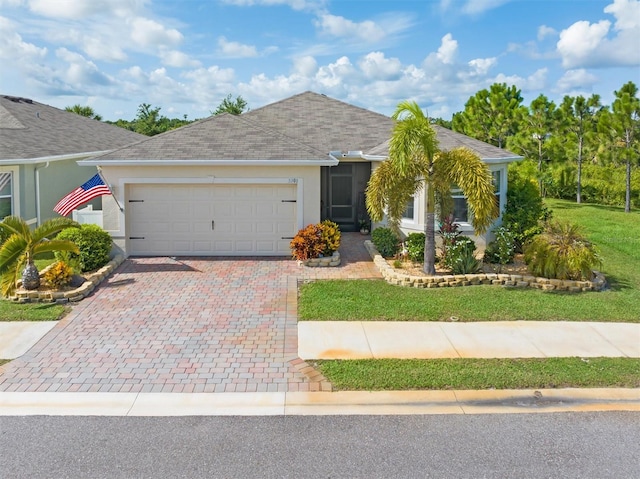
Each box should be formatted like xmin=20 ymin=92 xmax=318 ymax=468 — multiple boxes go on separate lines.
xmin=0 ymin=234 xmax=379 ymax=393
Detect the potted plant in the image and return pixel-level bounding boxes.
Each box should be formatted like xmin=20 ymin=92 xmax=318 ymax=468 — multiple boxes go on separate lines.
xmin=359 ymin=219 xmax=370 ymax=235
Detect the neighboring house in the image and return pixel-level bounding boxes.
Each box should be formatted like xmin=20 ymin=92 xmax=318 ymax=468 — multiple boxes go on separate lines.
xmin=80 ymin=91 xmax=521 ymax=257
xmin=0 ymin=95 xmax=145 ymax=226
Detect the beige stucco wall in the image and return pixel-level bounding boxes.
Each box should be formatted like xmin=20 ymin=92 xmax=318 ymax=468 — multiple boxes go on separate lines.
xmin=98 ymin=164 xmax=321 ymax=256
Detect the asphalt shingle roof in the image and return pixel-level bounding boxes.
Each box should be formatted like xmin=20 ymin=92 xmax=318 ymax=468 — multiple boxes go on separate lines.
xmin=0 ymin=95 xmax=145 ymax=160
xmin=90 ymin=91 xmax=521 ymax=162
xmin=94 ymin=110 xmax=329 ymax=161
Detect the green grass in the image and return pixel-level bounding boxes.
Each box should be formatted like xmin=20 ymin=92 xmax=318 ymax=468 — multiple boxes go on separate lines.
xmin=317 ymin=358 xmax=640 ymax=391
xmin=299 ymin=200 xmax=640 ymax=322
xmin=0 ymin=301 xmax=67 ymax=322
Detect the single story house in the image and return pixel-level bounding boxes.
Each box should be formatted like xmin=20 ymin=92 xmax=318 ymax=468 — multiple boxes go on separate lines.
xmin=80 ymin=91 xmax=521 ymax=257
xmin=0 ymin=95 xmax=145 ymax=226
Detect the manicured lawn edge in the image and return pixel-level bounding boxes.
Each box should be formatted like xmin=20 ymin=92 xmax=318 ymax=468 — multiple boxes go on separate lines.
xmin=316 ymin=358 xmax=640 ymax=391
xmin=0 ymin=301 xmax=68 ymax=322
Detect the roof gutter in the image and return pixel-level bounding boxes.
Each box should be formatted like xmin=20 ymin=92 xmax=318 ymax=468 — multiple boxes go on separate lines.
xmin=330 ymin=151 xmax=388 ymax=162
xmin=0 ymin=150 xmax=112 ymax=166
xmin=482 ymin=156 xmax=524 ymax=164
xmin=79 ymin=158 xmax=340 ymax=167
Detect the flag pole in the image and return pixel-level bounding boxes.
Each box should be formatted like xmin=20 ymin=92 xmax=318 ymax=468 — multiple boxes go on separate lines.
xmin=96 ymin=167 xmax=124 ymax=212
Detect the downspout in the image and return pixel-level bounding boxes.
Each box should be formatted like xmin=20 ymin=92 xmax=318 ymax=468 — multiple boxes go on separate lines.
xmin=35 ymin=162 xmax=50 ymax=226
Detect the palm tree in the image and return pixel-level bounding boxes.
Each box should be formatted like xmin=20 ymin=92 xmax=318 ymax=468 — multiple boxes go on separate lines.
xmin=366 ymin=100 xmax=498 ymax=275
xmin=0 ymin=216 xmax=80 ymax=297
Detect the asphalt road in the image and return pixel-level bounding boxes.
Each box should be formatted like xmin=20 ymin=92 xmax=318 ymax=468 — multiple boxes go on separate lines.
xmin=1 ymin=413 xmax=639 ymax=478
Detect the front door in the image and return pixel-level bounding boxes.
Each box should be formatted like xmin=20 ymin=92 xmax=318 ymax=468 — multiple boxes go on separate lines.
xmin=321 ymin=162 xmax=371 ymax=232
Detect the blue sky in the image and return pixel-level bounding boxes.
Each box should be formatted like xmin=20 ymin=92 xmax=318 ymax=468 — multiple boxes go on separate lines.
xmin=1 ymin=0 xmax=638 ymax=121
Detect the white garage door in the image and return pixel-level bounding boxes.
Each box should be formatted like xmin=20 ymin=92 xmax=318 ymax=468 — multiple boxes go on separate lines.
xmin=127 ymin=183 xmax=297 ymax=256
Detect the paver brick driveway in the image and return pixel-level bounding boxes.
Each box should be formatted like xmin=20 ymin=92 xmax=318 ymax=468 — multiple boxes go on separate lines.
xmin=0 ymin=234 xmax=379 ymax=393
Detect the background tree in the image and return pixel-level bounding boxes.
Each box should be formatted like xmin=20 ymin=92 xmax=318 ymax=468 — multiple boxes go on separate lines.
xmin=507 ymin=94 xmax=557 ymax=195
xmin=597 ymin=81 xmax=640 ymax=212
xmin=212 ymin=94 xmax=248 ymax=115
xmin=64 ymin=104 xmax=102 ymax=121
xmin=366 ymin=101 xmax=498 ymax=275
xmin=452 ymin=83 xmax=524 ymax=148
xmin=0 ymin=216 xmax=79 ymax=296
xmin=557 ymin=94 xmax=602 ymax=203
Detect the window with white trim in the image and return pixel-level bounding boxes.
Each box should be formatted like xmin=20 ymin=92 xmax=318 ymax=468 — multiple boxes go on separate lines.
xmin=0 ymin=172 xmax=13 ymax=219
xmin=402 ymin=196 xmax=415 ymax=220
xmin=450 ymin=170 xmax=502 ymax=225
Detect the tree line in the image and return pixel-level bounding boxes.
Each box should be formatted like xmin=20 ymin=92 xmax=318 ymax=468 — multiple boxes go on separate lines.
xmin=452 ymin=81 xmax=639 ymax=212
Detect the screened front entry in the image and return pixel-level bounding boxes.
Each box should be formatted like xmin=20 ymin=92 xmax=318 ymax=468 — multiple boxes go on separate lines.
xmin=321 ymin=162 xmax=371 ymax=232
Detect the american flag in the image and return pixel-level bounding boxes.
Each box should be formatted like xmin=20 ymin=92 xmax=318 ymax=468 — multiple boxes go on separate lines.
xmin=53 ymin=173 xmax=111 ymax=217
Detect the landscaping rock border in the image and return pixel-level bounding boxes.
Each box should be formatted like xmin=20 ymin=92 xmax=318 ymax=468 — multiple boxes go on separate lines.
xmin=11 ymin=255 xmax=125 ymax=304
xmin=300 ymin=251 xmax=341 ymax=267
xmin=364 ymin=241 xmax=605 ymax=292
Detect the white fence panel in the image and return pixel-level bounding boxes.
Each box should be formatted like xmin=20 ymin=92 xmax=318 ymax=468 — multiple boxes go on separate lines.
xmin=72 ymin=205 xmax=103 ymax=227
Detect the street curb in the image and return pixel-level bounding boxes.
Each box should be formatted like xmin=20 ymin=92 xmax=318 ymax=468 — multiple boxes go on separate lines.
xmin=1 ymin=388 xmax=638 ymax=416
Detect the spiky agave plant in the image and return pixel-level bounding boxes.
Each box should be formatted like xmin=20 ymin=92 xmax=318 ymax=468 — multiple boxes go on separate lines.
xmin=0 ymin=216 xmax=80 ymax=296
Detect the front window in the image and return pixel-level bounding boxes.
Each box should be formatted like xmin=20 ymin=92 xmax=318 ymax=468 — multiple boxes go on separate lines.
xmin=0 ymin=172 xmax=13 ymax=219
xmin=402 ymin=196 xmax=415 ymax=220
xmin=450 ymin=170 xmax=502 ymax=225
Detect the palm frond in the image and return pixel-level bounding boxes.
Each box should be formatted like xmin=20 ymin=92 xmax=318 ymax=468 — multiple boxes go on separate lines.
xmin=32 ymin=218 xmax=79 ymax=242
xmin=33 ymin=240 xmax=80 ymax=257
xmin=0 ymin=216 xmax=31 ymax=238
xmin=0 ymin=235 xmax=28 ymax=276
xmin=435 ymin=148 xmax=499 ymax=234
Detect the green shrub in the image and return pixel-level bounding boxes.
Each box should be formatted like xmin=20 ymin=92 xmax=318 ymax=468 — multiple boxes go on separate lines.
xmin=484 ymin=226 xmax=516 ymax=268
xmin=437 ymin=214 xmax=461 ymax=266
xmin=43 ymin=261 xmax=74 ymax=289
xmin=524 ymin=220 xmax=601 ymax=280
xmin=371 ymin=227 xmax=400 ymax=258
xmin=55 ymin=224 xmax=112 ymax=273
xmin=404 ymin=232 xmax=425 ymax=263
xmin=443 ymin=236 xmax=481 ymax=274
xmin=503 ymin=168 xmax=551 ymax=252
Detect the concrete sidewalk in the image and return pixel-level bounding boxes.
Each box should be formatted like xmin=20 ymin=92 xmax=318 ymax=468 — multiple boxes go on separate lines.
xmin=298 ymin=321 xmax=640 ymax=360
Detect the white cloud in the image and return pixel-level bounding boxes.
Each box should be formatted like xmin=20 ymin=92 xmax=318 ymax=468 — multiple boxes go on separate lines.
xmin=493 ymin=68 xmax=548 ymax=92
xmin=537 ymin=25 xmax=557 ymax=41
xmin=557 ymin=20 xmax=611 ymax=67
xmin=556 ymin=69 xmax=599 ymax=93
xmin=316 ymin=56 xmax=357 ymax=88
xmin=160 ymin=49 xmax=201 ymax=68
xmin=556 ymin=0 xmax=640 ymax=68
xmin=27 ymin=0 xmax=141 ymax=19
xmin=358 ymin=52 xmax=402 ymax=80
xmin=604 ymin=0 xmax=640 ymax=30
xmin=468 ymin=57 xmax=497 ymax=76
xmin=220 ymin=0 xmax=325 ymax=12
xmin=436 ymin=33 xmax=457 ymax=64
xmin=0 ymin=16 xmax=47 ymax=59
xmin=314 ymin=13 xmax=386 ymax=43
xmin=291 ymin=55 xmax=318 ymax=76
xmin=130 ymin=17 xmax=183 ymax=48
xmin=55 ymin=48 xmax=112 ymax=86
xmin=217 ymin=36 xmax=259 ymax=58
xmin=440 ymin=0 xmax=511 ymax=15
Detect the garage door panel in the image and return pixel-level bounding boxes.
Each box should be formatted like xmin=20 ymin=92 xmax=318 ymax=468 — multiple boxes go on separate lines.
xmin=128 ymin=183 xmax=296 ymax=256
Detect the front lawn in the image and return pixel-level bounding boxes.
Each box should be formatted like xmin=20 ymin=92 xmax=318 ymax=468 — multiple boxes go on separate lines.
xmin=299 ymin=200 xmax=640 ymax=322
xmin=317 ymin=358 xmax=640 ymax=391
xmin=0 ymin=301 xmax=67 ymax=322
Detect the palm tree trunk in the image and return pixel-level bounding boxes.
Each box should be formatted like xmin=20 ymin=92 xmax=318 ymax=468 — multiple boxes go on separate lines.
xmin=423 ymin=183 xmax=436 ymax=275
xmin=577 ymin=137 xmax=583 ymax=204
